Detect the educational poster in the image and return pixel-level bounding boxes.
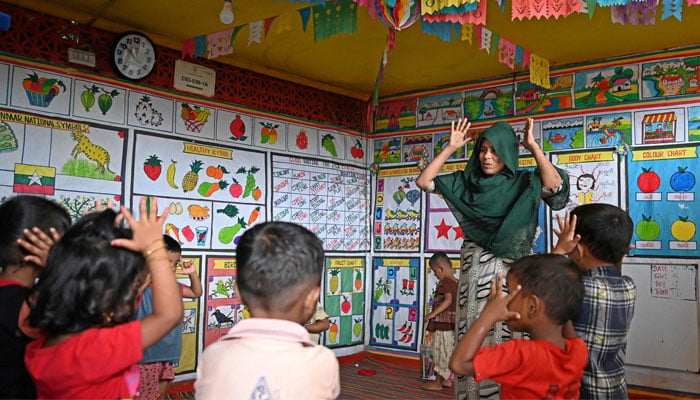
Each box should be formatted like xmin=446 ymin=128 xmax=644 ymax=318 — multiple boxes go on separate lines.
xmin=271 ymin=154 xmax=371 ymax=252
xmin=0 ymin=63 xmax=9 ymax=105
xmin=319 ymin=129 xmax=346 ymax=161
xmin=375 ymin=98 xmax=417 ymax=132
xmin=10 ymin=66 xmax=72 ymax=115
xmin=204 ymin=256 xmax=242 ymax=348
xmin=287 ymin=123 xmax=319 ymax=156
xmin=641 ymin=57 xmax=700 ymax=98
xmin=323 ymin=257 xmax=366 ymax=348
xmin=252 ymin=116 xmax=286 ymax=150
xmin=0 ymin=110 xmax=125 ymax=207
xmin=370 ymin=257 xmax=420 ymax=351
xmin=402 ymin=134 xmax=432 ymax=167
xmin=511 ymin=120 xmax=542 ymax=155
xmin=542 ymin=117 xmax=585 ymax=151
xmin=633 ymin=108 xmax=686 ymax=145
xmin=627 ymin=145 xmax=698 ymax=256
xmin=550 ymin=150 xmax=621 ymax=246
xmin=519 ymin=157 xmax=548 ymax=254
xmin=574 ymin=65 xmax=639 ymax=107
xmin=374 ymin=165 xmax=422 ymax=252
xmin=72 ymin=79 xmax=127 ymax=125
xmin=175 ymin=100 xmax=216 ymax=140
xmin=465 ymin=126 xmax=486 ymax=157
xmin=463 ymin=85 xmax=514 ymax=120
xmin=215 ymin=109 xmax=253 ymax=146
xmin=433 ymin=130 xmax=466 ymax=160
xmin=174 ymin=255 xmax=201 ymax=374
xmin=127 ymin=91 xmax=173 ymax=132
xmin=132 ymin=133 xmax=266 ymax=250
xmin=650 ymin=264 xmax=697 ymax=301
xmin=422 ymin=257 xmax=461 ymax=345
xmin=689 ymin=106 xmax=700 ymax=142
xmin=416 ymin=92 xmax=463 ymax=127
xmin=515 ymin=74 xmax=573 ymax=115
xmin=424 ymin=161 xmax=467 ymax=253
xmin=373 ymin=137 xmax=401 ymax=164
xmin=345 ymin=135 xmax=368 ymax=166
xmin=55 ymin=191 xmax=120 ymax=222
xmin=585 ymin=112 xmax=632 ymax=148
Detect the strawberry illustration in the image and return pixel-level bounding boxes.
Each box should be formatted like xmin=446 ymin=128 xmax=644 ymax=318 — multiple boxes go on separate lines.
xmin=143 ymin=154 xmax=162 ymax=181
xmin=296 ymin=130 xmax=308 ymax=150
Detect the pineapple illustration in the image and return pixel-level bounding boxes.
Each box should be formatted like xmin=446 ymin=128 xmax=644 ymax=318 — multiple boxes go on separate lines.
xmin=182 ymin=160 xmax=203 ymax=192
xmin=329 ymin=268 xmax=340 ymax=294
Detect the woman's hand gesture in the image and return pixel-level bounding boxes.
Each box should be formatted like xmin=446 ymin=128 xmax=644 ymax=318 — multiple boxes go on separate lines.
xmin=522 ymin=117 xmax=540 ymax=153
xmin=449 ymin=118 xmax=471 ymax=150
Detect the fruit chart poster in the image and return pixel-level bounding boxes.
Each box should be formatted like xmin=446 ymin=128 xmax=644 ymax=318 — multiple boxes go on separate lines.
xmin=422 ymin=257 xmax=460 ymax=346
xmin=270 ymin=154 xmax=371 ymax=252
xmin=374 ymin=165 xmax=422 ymax=252
xmin=550 ymin=150 xmax=622 ymax=248
xmin=132 ymin=132 xmax=266 ymax=250
xmin=203 ymin=256 xmax=244 ymax=348
xmin=174 ymin=255 xmax=201 ymax=374
xmin=323 ymin=257 xmax=366 ymax=348
xmin=0 ymin=109 xmax=124 ymax=219
xmin=628 ymin=145 xmax=698 ymax=257
xmin=369 ymin=257 xmax=420 ymax=351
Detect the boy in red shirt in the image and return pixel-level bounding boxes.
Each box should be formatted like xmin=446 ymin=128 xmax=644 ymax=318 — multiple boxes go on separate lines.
xmin=450 ymin=254 xmax=588 ymax=399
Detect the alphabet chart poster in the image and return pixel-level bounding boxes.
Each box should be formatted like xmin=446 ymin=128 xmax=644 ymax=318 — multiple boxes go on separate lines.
xmin=174 ymin=256 xmax=201 ymax=374
xmin=627 ymin=145 xmax=698 ymax=256
xmin=374 ymin=165 xmax=422 ymax=252
xmin=369 ymin=257 xmax=420 ymax=351
xmin=422 ymin=256 xmax=461 ymax=346
xmin=204 ymin=256 xmax=243 ymax=348
xmin=323 ymin=257 xmax=366 ymax=348
xmin=270 ymin=154 xmax=371 ymax=252
xmin=550 ymin=150 xmax=621 ymax=247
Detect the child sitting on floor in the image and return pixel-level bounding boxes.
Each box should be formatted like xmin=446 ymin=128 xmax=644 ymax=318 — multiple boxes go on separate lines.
xmin=195 ymin=221 xmax=340 ymax=399
xmin=450 ymin=254 xmax=588 ymax=399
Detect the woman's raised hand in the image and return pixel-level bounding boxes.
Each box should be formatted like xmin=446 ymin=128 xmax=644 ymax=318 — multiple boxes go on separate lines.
xmin=449 ymin=118 xmax=471 ymax=149
xmin=522 ymin=117 xmax=540 ymax=153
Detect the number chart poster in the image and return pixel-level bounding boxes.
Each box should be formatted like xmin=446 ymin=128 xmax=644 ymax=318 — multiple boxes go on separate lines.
xmin=324 ymin=257 xmax=366 ymax=348
xmin=370 ymin=257 xmax=420 ymax=351
xmin=174 ymin=255 xmax=201 ymax=374
xmin=0 ymin=110 xmax=125 ymax=219
xmin=422 ymin=257 xmax=461 ymax=346
xmin=270 ymin=154 xmax=371 ymax=252
xmin=132 ymin=133 xmax=266 ymax=251
xmin=204 ymin=256 xmax=244 ymax=348
xmin=628 ymin=145 xmax=698 ymax=257
xmin=374 ymin=165 xmax=422 ymax=252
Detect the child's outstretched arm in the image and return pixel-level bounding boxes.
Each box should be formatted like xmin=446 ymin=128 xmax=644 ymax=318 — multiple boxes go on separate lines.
xmin=113 ymin=197 xmax=183 ymax=349
xmin=425 ymin=292 xmax=453 ymax=321
xmin=180 ymin=260 xmax=203 ymax=298
xmin=450 ymin=275 xmax=521 ymax=377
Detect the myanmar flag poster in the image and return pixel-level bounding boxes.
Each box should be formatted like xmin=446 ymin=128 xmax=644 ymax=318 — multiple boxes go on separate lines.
xmin=13 ymin=163 xmax=56 ymax=195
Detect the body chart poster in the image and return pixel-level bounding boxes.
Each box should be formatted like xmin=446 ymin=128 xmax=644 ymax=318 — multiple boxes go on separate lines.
xmin=374 ymin=165 xmax=422 ymax=252
xmin=628 ymin=145 xmax=698 ymax=256
xmin=132 ymin=133 xmax=266 ymax=250
xmin=203 ymin=256 xmax=243 ymax=348
xmin=324 ymin=257 xmax=366 ymax=348
xmin=174 ymin=256 xmax=201 ymax=374
xmin=370 ymin=257 xmax=420 ymax=351
xmin=422 ymin=257 xmax=460 ymax=346
xmin=271 ymin=154 xmax=370 ymax=252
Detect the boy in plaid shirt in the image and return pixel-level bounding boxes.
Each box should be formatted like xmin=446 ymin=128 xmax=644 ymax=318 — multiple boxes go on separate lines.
xmin=554 ymin=204 xmax=636 ymax=400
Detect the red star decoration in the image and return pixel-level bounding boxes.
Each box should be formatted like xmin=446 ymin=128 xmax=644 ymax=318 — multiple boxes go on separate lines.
xmin=435 ymin=219 xmax=451 ymax=239
xmin=453 ymin=226 xmax=464 ymax=240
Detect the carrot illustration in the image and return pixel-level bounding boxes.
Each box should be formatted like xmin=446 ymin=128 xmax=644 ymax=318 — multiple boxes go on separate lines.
xmin=354 ymin=269 xmax=362 ymax=290
xmin=247 ymin=206 xmax=260 ymax=226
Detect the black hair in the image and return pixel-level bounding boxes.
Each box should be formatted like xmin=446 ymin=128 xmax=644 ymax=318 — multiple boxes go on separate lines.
xmin=163 ymin=234 xmax=181 ymax=253
xmin=576 ymin=173 xmax=597 ymax=190
xmin=236 ymin=221 xmax=324 ymax=312
xmin=28 ymin=209 xmax=146 ymax=334
xmin=507 ymin=254 xmax=583 ymax=324
xmin=429 ymin=252 xmax=450 ymax=267
xmin=571 ymin=203 xmax=633 ymax=264
xmin=0 ymin=195 xmax=70 ymax=268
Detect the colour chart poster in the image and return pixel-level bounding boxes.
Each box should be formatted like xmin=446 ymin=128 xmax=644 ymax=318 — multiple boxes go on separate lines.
xmin=203 ymin=256 xmax=244 ymax=348
xmin=628 ymin=145 xmax=698 ymax=256
xmin=174 ymin=255 xmax=201 ymax=374
xmin=271 ymin=154 xmax=371 ymax=252
xmin=369 ymin=257 xmax=420 ymax=351
xmin=323 ymin=257 xmax=366 ymax=348
xmin=374 ymin=165 xmax=422 ymax=252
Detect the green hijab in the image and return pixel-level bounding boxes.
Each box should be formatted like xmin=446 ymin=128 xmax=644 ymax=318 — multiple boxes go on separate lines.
xmin=434 ymin=121 xmax=567 ymax=260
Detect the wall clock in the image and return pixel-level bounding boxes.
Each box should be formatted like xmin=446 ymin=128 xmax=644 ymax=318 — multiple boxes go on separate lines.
xmin=111 ymin=31 xmax=157 ymax=81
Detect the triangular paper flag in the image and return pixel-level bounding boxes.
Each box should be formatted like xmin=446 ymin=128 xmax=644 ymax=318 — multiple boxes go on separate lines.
xmin=182 ymin=38 xmax=195 ymax=59
xmin=491 ymin=33 xmax=500 ymax=54
xmin=194 ymin=35 xmax=208 ymax=58
xmin=230 ymin=25 xmax=245 ymax=46
xmin=264 ymin=16 xmax=278 ymax=37
xmin=299 ymin=7 xmax=312 ymax=32
xmin=276 ymin=13 xmax=293 ymax=34
xmin=248 ymin=20 xmax=263 ymax=46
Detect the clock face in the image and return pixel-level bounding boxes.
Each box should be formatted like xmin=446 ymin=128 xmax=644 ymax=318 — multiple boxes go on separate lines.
xmin=111 ymin=32 xmax=156 ymax=81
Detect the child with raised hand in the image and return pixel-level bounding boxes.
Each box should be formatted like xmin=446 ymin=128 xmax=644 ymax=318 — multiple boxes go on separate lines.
xmin=423 ymin=252 xmax=457 ymax=391
xmin=195 ymin=221 xmax=340 ymax=399
xmin=0 ymin=195 xmax=70 ymax=399
xmin=25 ymin=197 xmax=183 ymax=399
xmin=450 ymin=254 xmax=588 ymax=399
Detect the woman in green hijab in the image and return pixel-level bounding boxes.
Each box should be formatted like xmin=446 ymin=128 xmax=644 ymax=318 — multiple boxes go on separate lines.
xmin=417 ymin=117 xmax=569 ymax=399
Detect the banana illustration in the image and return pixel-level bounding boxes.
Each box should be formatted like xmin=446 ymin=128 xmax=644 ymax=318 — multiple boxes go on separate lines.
xmin=167 ymin=160 xmax=178 ymax=189
xmin=195 ymin=108 xmax=210 ymax=122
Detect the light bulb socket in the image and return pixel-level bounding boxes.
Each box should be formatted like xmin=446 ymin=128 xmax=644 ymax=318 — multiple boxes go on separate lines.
xmin=220 ymin=0 xmax=234 ymax=25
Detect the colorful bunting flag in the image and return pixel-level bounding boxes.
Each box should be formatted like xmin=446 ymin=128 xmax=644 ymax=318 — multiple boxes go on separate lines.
xmin=230 ymin=25 xmax=245 ymax=46
xmin=276 ymin=13 xmax=293 ymax=34
xmin=194 ymin=35 xmax=208 ymax=58
xmin=13 ymin=164 xmax=56 ymax=195
xmin=422 ymin=0 xmax=479 ymax=15
xmin=661 ymin=0 xmax=683 ymax=19
xmin=512 ymin=0 xmax=582 ymax=19
xmin=529 ymin=53 xmax=551 ymax=88
xmin=352 ymin=0 xmax=378 ymax=20
xmin=298 ymin=7 xmax=312 ymax=31
xmin=248 ymin=20 xmax=263 ymax=46
xmin=611 ymin=0 xmax=658 ymax=24
xmin=480 ymin=26 xmax=492 ymax=54
xmin=182 ymin=38 xmax=195 ymax=59
xmin=420 ymin=20 xmax=455 ymax=42
xmin=264 ymin=16 xmax=278 ymax=37
xmin=313 ymin=0 xmax=358 ymax=41
xmin=207 ymin=29 xmax=234 ymax=59
xmin=498 ymin=38 xmax=516 ymax=69
xmin=460 ymin=23 xmax=473 ymax=43
xmin=688 ymin=0 xmax=700 ymax=5
xmin=424 ymin=0 xmax=488 ymax=24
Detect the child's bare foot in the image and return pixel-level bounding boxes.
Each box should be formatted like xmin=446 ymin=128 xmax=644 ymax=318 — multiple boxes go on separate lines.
xmin=442 ymin=379 xmax=453 ymax=388
xmin=422 ymin=381 xmax=444 ymax=391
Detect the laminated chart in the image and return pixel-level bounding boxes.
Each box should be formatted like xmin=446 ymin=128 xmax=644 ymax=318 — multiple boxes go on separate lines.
xmin=374 ymin=165 xmax=422 ymax=252
xmin=271 ymin=154 xmax=371 ymax=252
xmin=204 ymin=256 xmax=244 ymax=348
xmin=370 ymin=257 xmax=420 ymax=351
xmin=628 ymin=145 xmax=698 ymax=256
xmin=324 ymin=257 xmax=366 ymax=348
xmin=174 ymin=256 xmax=201 ymax=374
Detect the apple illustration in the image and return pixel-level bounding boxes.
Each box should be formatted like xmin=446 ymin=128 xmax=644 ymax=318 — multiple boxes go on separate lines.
xmin=637 ymin=167 xmax=661 ymax=193
xmin=670 ymin=166 xmax=696 ymax=192
xmin=671 ymin=216 xmax=696 ymax=241
xmin=636 ymin=214 xmax=661 ymax=241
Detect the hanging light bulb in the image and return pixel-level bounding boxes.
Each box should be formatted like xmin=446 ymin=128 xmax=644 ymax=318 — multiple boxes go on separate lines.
xmin=219 ymin=0 xmax=234 ymax=25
